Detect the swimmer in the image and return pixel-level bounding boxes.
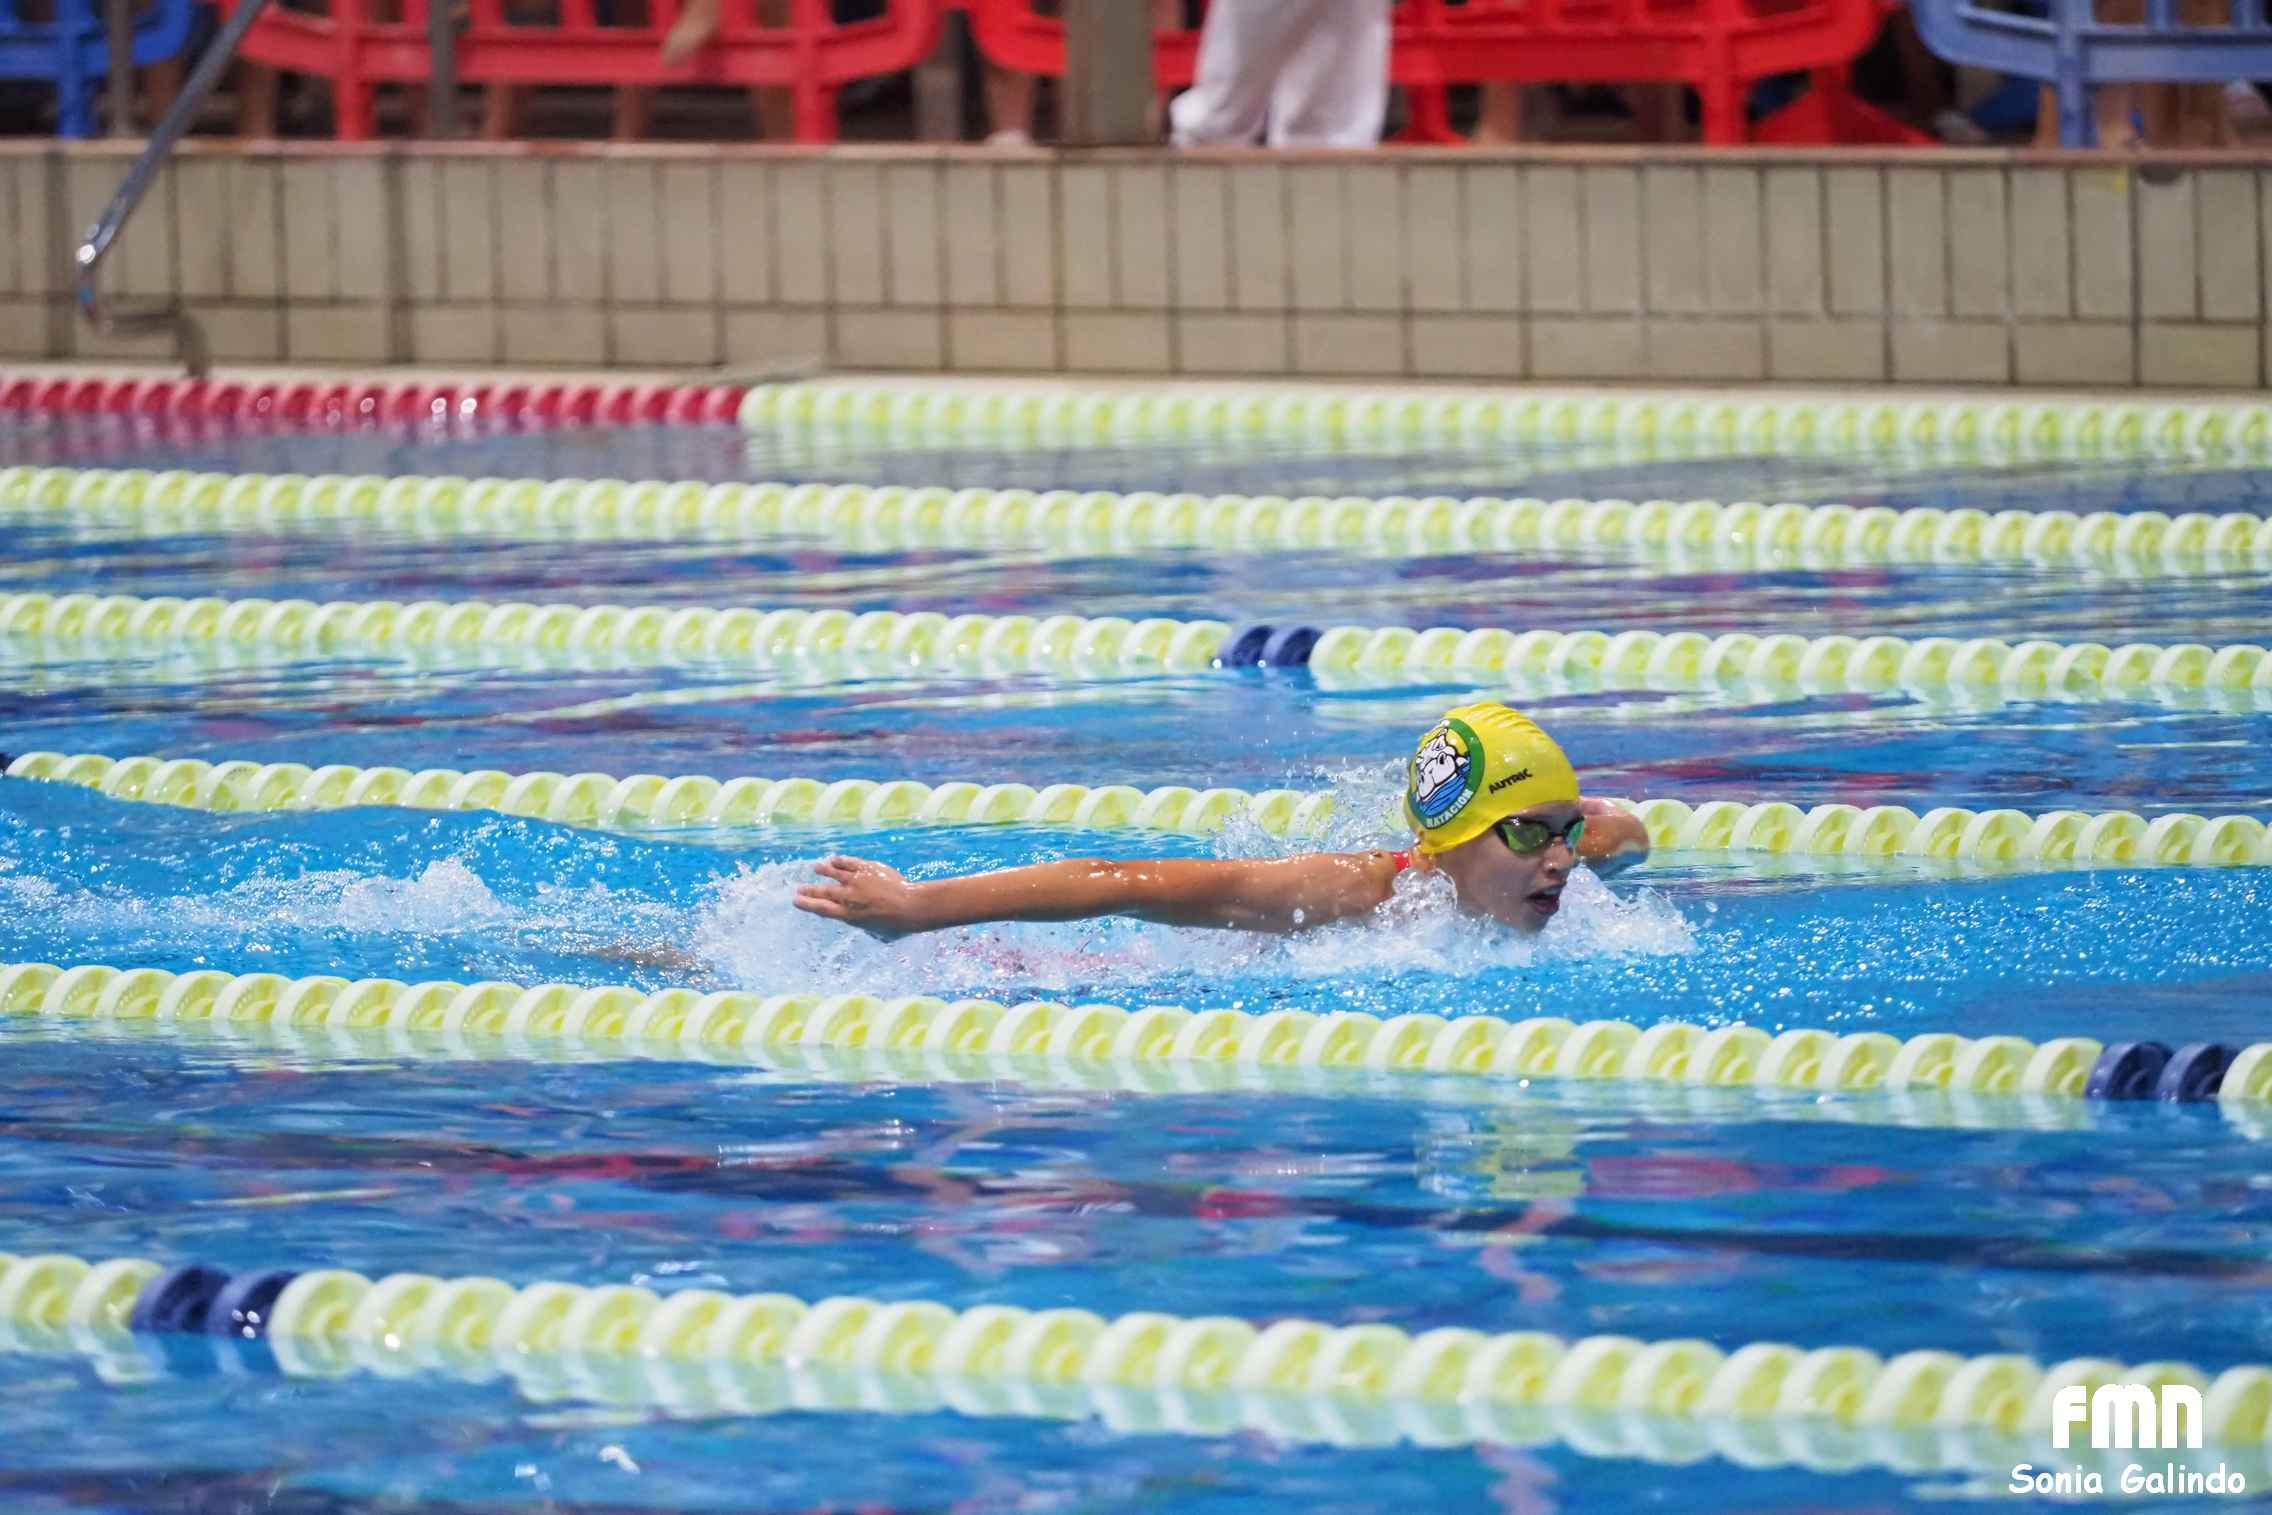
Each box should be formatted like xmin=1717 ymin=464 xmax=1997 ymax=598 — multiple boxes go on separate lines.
xmin=796 ymin=702 xmax=1648 ymax=941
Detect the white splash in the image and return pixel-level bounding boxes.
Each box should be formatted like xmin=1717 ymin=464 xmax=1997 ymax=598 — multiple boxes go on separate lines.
xmin=334 ymin=858 xmax=510 ymax=933
xmin=687 ymin=844 xmax=1694 ymax=997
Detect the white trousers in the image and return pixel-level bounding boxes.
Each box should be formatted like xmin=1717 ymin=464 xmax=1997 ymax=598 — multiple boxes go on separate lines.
xmin=1168 ymin=0 xmax=1391 ymax=149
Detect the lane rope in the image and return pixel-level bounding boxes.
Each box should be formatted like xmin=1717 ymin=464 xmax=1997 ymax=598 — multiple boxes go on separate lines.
xmin=1300 ymin=623 xmax=2272 ymax=699
xmin=4 ymin=1249 xmax=2267 ymax=1453
xmin=0 ymin=373 xmax=744 ymax=430
xmin=27 ymin=1010 xmax=2155 ymax=1138
xmin=6 ymin=465 xmax=2269 ymax=574
xmin=1 ymin=587 xmax=2263 ymax=704
xmin=4 ymin=960 xmax=2266 ymax=1106
xmin=5 ymin=749 xmax=2267 ymax=869
xmin=0 ymin=590 xmax=1229 ymax=677
xmin=738 ymin=382 xmax=2272 ymax=460
xmin=0 ymin=1294 xmax=2152 ymax=1484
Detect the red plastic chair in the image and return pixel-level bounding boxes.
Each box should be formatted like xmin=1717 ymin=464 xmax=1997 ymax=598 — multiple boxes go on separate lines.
xmin=219 ymin=0 xmax=944 ymax=140
xmin=961 ymin=0 xmax=1926 ymax=146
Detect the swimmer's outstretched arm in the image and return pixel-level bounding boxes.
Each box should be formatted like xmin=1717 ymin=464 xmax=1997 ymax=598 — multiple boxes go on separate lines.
xmin=794 ymin=852 xmax=1400 ymax=939
xmin=795 ymin=802 xmax=1648 ymax=939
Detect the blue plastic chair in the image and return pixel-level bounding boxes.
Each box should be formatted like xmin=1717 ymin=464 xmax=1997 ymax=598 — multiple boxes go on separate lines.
xmin=1912 ymin=0 xmax=2272 ymax=145
xmin=0 ymin=0 xmax=196 ymax=137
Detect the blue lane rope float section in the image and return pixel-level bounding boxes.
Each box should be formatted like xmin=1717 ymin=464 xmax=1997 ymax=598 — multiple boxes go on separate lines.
xmin=4 ymin=749 xmax=2267 ymax=869
xmin=4 ymin=961 xmax=2268 ymax=1110
xmin=1 ymin=590 xmax=2267 ymax=706
xmin=8 ymin=466 xmax=2271 ymax=575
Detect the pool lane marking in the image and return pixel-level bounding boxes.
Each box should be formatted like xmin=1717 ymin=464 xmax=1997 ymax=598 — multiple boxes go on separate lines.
xmin=5 ymin=961 xmax=2268 ymax=1109
xmin=735 ymin=379 xmax=2272 ymax=458
xmin=0 ymin=587 xmax=2265 ymax=705
xmin=6 ymin=749 xmax=2266 ymax=870
xmin=0 ymin=589 xmax=1227 ymax=678
xmin=6 ymin=1247 xmax=2271 ymax=1463
xmin=9 ymin=464 xmax=2272 ymax=574
xmin=9 ymin=1011 xmax=2208 ymax=1142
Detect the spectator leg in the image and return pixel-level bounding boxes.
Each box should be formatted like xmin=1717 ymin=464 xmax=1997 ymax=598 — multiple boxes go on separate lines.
xmin=751 ymin=85 xmax=794 ymax=138
xmin=2089 ymin=0 xmax=2146 ymax=145
xmin=1263 ymin=0 xmax=1390 ymax=148
xmin=1882 ymin=5 xmax=1952 ymax=128
xmin=752 ymin=0 xmax=792 ymax=138
xmin=238 ymin=63 xmax=278 ymax=138
xmin=2170 ymin=0 xmax=2234 ymax=144
xmin=484 ymin=85 xmax=524 ymax=139
xmin=144 ymin=56 xmax=185 ymax=127
xmin=1472 ymin=82 xmax=1525 ymax=144
xmin=1171 ymin=0 xmax=1335 ymax=146
xmin=615 ymin=84 xmax=653 ymax=138
xmin=1627 ymin=82 xmax=1689 ymax=143
xmin=660 ymin=0 xmax=715 ymax=62
xmin=984 ymin=62 xmax=1036 ymax=144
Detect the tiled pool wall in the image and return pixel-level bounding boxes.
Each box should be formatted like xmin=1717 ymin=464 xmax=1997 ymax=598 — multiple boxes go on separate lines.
xmin=4 ymin=141 xmax=2267 ymax=388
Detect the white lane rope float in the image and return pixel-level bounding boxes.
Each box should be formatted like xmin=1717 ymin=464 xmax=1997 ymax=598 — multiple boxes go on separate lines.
xmin=0 ymin=588 xmax=2264 ymax=706
xmin=4 ymin=749 xmax=2266 ymax=869
xmin=5 ymin=961 xmax=2269 ymax=1107
xmin=6 ymin=465 xmax=2268 ymax=575
xmin=737 ymin=381 xmax=2272 ymax=461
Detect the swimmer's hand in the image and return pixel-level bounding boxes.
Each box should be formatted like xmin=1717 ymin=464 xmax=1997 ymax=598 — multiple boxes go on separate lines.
xmin=794 ymin=855 xmax=932 ymax=939
xmin=794 ymin=851 xmax=1397 ymax=938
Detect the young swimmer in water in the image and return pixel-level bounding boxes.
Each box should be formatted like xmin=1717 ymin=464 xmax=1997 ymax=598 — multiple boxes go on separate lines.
xmin=795 ymin=702 xmax=1648 ymax=940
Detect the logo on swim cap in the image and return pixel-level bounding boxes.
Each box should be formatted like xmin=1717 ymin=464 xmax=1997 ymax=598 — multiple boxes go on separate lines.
xmin=1409 ymin=717 xmax=1483 ymax=829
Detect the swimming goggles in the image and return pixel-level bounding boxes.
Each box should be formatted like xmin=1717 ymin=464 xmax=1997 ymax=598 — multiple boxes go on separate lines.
xmin=1495 ymin=815 xmax=1586 ymax=857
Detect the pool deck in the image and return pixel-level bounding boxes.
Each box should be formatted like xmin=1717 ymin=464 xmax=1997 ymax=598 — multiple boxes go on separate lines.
xmin=6 ymin=142 xmax=2272 ymax=390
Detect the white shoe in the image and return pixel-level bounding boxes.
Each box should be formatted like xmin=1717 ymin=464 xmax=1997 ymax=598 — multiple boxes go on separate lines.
xmin=985 ymin=128 xmax=1034 ymax=148
xmin=1932 ymin=107 xmax=1989 ymax=145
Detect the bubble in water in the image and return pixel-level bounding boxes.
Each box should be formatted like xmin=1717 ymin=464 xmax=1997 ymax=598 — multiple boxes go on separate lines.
xmin=335 ymin=859 xmax=509 ymax=933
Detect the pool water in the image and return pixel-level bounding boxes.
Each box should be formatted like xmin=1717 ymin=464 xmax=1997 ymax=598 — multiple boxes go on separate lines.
xmin=2 ymin=388 xmax=2269 ymax=1514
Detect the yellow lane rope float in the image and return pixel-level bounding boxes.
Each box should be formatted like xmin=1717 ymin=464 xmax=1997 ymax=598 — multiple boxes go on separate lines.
xmin=1300 ymin=623 xmax=2272 ymax=699
xmin=7 ymin=465 xmax=2269 ymax=574
xmin=737 ymin=382 xmax=2272 ymax=460
xmin=0 ymin=589 xmax=1228 ymax=676
xmin=0 ymin=1300 xmax=2168 ymax=1488
xmin=7 ymin=1249 xmax=2269 ymax=1459
xmin=6 ymin=960 xmax=2269 ymax=1107
xmin=0 ymin=587 xmax=2263 ymax=705
xmin=7 ymin=750 xmax=2265 ymax=869
xmin=40 ymin=1010 xmax=2143 ymax=1138
xmin=15 ymin=1289 xmax=2272 ymax=1490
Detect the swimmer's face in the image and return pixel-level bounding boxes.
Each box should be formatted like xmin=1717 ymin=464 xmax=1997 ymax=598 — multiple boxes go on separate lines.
xmin=1427 ymin=800 xmax=1581 ymax=932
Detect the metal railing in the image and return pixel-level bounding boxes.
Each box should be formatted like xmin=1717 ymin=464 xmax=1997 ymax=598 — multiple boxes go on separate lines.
xmin=73 ymin=0 xmax=273 ymax=375
xmin=1912 ymin=0 xmax=2272 ymax=145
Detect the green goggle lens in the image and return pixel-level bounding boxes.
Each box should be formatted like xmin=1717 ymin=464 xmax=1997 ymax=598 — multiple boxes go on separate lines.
xmin=1495 ymin=816 xmax=1585 ymax=856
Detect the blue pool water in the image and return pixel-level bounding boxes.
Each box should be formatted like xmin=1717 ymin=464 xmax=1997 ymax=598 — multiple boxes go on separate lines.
xmin=2 ymin=396 xmax=2270 ymax=1513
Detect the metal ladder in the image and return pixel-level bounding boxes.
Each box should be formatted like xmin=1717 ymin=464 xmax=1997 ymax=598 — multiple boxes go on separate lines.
xmin=72 ymin=0 xmax=271 ymax=377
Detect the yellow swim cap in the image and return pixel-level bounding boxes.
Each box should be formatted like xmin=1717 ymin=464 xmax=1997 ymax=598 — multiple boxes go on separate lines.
xmin=1404 ymin=702 xmax=1580 ymax=854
